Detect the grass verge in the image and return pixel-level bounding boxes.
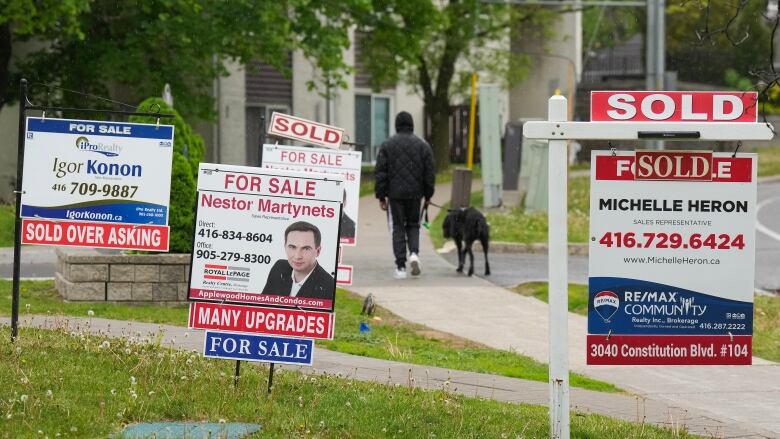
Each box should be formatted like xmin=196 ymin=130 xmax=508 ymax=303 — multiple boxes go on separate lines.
xmin=0 ymin=204 xmax=13 ymax=247
xmin=753 ymin=146 xmax=780 ymax=177
xmin=0 ymin=280 xmax=617 ymax=393
xmin=428 ymin=177 xmax=590 ymax=248
xmin=0 ymin=327 xmax=697 ymax=438
xmin=512 ymin=282 xmax=780 ymax=363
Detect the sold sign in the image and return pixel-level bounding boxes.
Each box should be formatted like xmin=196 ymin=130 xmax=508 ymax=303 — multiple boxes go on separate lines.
xmin=268 ymin=112 xmax=344 ymax=149
xmin=591 ymin=91 xmax=758 ymax=123
xmin=634 ymin=150 xmax=713 ymax=181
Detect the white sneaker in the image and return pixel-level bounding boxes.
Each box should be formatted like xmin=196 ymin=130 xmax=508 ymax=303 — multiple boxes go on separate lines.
xmin=409 ymin=253 xmax=421 ymax=276
xmin=394 ymin=267 xmax=407 ymax=279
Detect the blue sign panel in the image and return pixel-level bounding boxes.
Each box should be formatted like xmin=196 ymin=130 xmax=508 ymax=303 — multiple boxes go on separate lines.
xmin=203 ymin=331 xmax=314 ymax=366
xmin=588 ymin=277 xmax=753 ymax=335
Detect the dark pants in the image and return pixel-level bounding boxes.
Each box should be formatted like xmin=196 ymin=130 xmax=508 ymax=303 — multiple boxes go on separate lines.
xmin=387 ymin=198 xmax=422 ymax=269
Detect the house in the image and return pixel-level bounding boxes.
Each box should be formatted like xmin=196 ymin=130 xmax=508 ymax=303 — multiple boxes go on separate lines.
xmin=0 ymin=10 xmax=581 ymax=202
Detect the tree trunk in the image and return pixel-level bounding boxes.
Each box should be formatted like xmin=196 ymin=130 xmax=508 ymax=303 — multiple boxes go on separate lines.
xmin=427 ymin=99 xmax=451 ymax=172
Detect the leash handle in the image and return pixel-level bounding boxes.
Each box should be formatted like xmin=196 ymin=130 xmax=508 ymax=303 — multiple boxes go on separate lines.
xmin=420 ymin=204 xmax=430 ymax=230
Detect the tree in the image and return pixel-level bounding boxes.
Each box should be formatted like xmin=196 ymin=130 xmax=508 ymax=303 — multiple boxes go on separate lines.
xmin=666 ymin=0 xmax=772 ymax=86
xmin=130 ymin=97 xmax=202 ymax=253
xmin=355 ymin=0 xmax=558 ymax=170
xmin=2 ymin=0 xmax=356 ymax=120
xmin=0 ymin=0 xmax=90 ymax=105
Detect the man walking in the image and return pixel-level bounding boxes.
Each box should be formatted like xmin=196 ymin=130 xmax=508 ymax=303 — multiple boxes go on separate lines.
xmin=375 ymin=111 xmax=435 ymax=279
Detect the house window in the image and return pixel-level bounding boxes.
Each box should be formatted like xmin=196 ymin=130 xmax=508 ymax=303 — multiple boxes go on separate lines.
xmin=246 ymin=105 xmax=290 ymax=166
xmin=355 ymin=95 xmax=391 ymax=163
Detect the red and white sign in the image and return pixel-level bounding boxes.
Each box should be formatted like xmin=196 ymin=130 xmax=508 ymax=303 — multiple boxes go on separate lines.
xmin=188 ymin=301 xmax=335 ymax=340
xmin=336 ymin=265 xmax=353 ymax=285
xmin=587 ymin=335 xmax=752 ymax=365
xmin=588 ymin=151 xmax=756 ymax=365
xmin=595 ymin=154 xmax=752 ymax=183
xmin=268 ymin=112 xmax=344 ymax=149
xmin=591 ymin=91 xmax=758 ymax=123
xmin=189 ymin=164 xmax=342 ymax=313
xmin=21 ymin=218 xmax=169 ymax=251
xmin=262 ymin=144 xmax=362 ymax=245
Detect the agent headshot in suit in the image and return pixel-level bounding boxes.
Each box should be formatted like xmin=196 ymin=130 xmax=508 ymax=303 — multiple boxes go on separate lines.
xmin=262 ymin=221 xmax=335 ymax=299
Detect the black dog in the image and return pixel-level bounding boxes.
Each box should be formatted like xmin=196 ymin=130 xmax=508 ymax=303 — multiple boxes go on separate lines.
xmin=442 ymin=207 xmax=490 ymax=276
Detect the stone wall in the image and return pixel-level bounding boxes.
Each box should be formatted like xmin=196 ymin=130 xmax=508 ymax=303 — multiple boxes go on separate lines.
xmin=55 ymin=248 xmax=190 ymax=302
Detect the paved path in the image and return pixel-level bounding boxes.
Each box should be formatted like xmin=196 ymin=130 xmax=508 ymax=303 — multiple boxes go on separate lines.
xmin=346 ymin=181 xmax=780 ymax=439
xmin=2 ymin=315 xmax=764 ymax=438
xmin=757 ymin=180 xmax=780 ymax=292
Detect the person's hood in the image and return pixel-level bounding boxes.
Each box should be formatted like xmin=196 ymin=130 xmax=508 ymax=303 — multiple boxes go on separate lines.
xmin=395 ymin=111 xmax=414 ymax=133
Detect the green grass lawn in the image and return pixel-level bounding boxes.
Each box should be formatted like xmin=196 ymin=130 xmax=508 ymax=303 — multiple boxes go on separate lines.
xmin=1 ymin=280 xmax=617 ymax=393
xmin=428 ymin=177 xmax=590 ymax=248
xmin=0 ymin=204 xmax=14 ymax=247
xmin=513 ymin=282 xmax=780 ymax=363
xmin=0 ymin=327 xmax=698 ymax=438
xmin=754 ymin=146 xmax=780 ymax=177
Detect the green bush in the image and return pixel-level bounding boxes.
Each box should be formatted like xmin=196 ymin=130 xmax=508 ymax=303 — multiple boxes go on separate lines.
xmin=129 ymin=98 xmax=202 ymax=253
xmin=166 ymin=154 xmax=196 ymax=252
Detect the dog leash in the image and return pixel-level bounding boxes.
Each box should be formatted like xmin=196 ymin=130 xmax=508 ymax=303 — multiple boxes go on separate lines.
xmin=420 ymin=200 xmax=444 ymax=230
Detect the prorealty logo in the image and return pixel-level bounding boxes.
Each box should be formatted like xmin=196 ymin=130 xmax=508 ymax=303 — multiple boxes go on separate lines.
xmin=75 ymin=136 xmax=121 ymax=157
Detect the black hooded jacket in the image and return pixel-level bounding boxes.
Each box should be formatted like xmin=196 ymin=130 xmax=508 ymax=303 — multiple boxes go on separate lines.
xmin=374 ymin=111 xmax=436 ymax=200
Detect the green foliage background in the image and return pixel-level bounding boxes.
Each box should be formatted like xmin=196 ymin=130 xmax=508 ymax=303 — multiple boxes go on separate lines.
xmin=129 ymin=98 xmax=201 ymax=253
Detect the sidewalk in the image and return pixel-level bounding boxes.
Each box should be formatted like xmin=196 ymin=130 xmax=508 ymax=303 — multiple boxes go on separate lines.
xmin=345 ymin=181 xmax=780 ymax=438
xmin=2 ymin=315 xmax=765 ymax=438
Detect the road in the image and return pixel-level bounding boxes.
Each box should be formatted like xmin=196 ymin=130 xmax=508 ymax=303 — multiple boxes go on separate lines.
xmin=3 ymin=181 xmax=780 ymax=289
xmin=757 ymin=180 xmax=780 ymax=292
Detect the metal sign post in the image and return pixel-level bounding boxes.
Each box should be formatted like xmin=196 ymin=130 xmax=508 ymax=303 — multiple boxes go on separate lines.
xmin=523 ymin=93 xmax=774 ymax=439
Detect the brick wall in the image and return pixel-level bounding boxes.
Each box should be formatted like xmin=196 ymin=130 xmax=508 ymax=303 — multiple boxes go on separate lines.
xmin=55 ymin=248 xmax=190 ymax=302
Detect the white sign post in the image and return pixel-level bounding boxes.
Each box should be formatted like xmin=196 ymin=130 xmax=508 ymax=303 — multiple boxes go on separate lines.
xmin=522 ymin=92 xmax=774 ymax=439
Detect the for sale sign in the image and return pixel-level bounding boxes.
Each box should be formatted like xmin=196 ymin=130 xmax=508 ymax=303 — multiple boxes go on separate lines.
xmin=203 ymin=331 xmax=314 ymax=366
xmin=591 ymin=91 xmax=758 ymax=123
xmin=188 ymin=164 xmax=342 ymax=312
xmin=587 ymin=151 xmax=756 ymax=365
xmin=20 ymin=117 xmax=174 ymax=251
xmin=262 ymin=144 xmax=362 ymax=245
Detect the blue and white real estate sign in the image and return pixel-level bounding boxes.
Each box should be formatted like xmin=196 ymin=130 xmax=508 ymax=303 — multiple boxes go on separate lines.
xmin=587 ymin=151 xmax=756 ymax=365
xmin=203 ymin=331 xmax=314 ymax=366
xmin=20 ymin=117 xmax=173 ymax=251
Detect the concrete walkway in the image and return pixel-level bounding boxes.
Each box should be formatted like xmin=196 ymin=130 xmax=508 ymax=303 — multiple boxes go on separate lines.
xmin=345 ymin=182 xmax=780 ymax=439
xmin=2 ymin=315 xmax=762 ymax=438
